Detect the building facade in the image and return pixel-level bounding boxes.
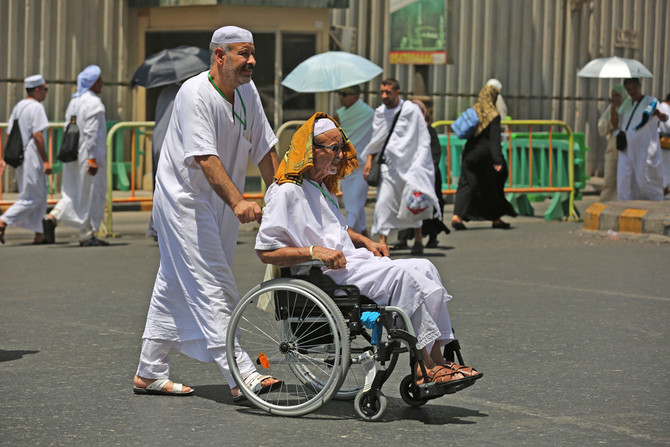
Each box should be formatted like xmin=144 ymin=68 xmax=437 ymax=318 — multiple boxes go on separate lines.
xmin=1 ymin=0 xmax=668 ymax=181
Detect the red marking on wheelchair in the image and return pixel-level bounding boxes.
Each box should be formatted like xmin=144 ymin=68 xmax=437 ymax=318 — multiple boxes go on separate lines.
xmin=258 ymin=353 xmax=270 ymax=369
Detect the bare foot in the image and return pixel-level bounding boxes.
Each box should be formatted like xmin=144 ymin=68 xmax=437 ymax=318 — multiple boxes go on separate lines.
xmin=133 ymin=374 xmax=192 ymax=394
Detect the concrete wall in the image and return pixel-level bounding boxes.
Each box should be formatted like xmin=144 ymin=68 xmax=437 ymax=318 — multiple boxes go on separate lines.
xmin=331 ymin=0 xmax=670 ymax=177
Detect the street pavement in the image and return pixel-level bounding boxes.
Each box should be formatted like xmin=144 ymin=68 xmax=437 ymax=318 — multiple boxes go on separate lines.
xmin=1 ymin=195 xmax=668 ymax=446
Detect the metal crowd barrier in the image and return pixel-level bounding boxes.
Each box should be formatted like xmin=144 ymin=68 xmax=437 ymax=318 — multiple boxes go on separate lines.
xmin=104 ymin=121 xmax=154 ymax=234
xmin=432 ymin=119 xmax=582 ymax=221
xmin=2 ymin=118 xmax=582 ymax=234
xmin=104 ymin=119 xmax=307 ymax=234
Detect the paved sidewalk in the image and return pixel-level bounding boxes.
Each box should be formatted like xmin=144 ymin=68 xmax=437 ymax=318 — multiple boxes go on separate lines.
xmin=584 ymin=199 xmax=670 ymax=237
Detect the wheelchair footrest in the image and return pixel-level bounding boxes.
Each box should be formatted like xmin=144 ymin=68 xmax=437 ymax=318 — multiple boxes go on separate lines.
xmin=415 ymin=377 xmax=477 ymax=398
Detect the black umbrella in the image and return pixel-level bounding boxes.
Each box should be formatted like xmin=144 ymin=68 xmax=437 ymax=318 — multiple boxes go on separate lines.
xmin=130 ymin=45 xmax=210 ymax=89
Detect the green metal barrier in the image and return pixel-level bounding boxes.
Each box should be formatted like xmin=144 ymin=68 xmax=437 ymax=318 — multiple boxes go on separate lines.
xmin=432 ymin=119 xmax=581 ymax=221
xmin=105 ymin=121 xmax=155 ymax=235
xmin=1 ymin=121 xmax=152 ymax=227
xmin=44 ymin=121 xmax=126 ymax=191
xmin=509 ymin=131 xmax=588 ymax=194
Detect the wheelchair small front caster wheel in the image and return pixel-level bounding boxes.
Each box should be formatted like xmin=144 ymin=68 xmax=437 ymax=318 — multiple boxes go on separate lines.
xmin=354 ymin=389 xmax=387 ymax=421
xmin=399 ymin=374 xmax=429 ymax=408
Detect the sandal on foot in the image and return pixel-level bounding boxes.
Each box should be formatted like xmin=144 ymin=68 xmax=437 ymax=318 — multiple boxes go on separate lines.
xmin=42 ymin=218 xmax=56 ymax=244
xmin=133 ymin=378 xmax=194 ymax=396
xmin=443 ymin=361 xmax=483 ymax=380
xmin=79 ymin=236 xmax=110 ymax=247
xmin=451 ymin=222 xmax=467 ymax=231
xmin=410 ymin=241 xmax=424 ymax=255
xmin=492 ymin=221 xmax=511 ymax=229
xmin=233 ymin=371 xmax=282 ymax=403
xmin=390 ymin=240 xmax=408 ymax=250
xmin=415 ymin=366 xmax=468 ymax=386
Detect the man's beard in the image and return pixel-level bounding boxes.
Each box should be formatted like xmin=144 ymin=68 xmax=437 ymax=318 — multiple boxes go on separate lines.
xmin=224 ymin=61 xmax=254 ymax=86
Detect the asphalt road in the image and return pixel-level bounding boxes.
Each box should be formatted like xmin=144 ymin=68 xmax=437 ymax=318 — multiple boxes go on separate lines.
xmin=1 ymin=200 xmax=668 ymax=446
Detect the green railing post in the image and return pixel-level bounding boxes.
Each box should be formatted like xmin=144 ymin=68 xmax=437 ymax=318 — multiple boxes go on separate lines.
xmin=431 ymin=119 xmax=580 ymax=221
xmin=105 ymin=121 xmax=155 ymax=235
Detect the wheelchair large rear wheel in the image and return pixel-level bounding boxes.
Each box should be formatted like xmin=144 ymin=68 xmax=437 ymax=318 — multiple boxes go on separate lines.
xmin=227 ymin=278 xmax=350 ymax=417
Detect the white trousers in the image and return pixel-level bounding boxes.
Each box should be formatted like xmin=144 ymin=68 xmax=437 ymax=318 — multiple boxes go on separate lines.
xmin=0 ymin=152 xmax=47 ymax=233
xmin=136 ymin=338 xmax=255 ymax=388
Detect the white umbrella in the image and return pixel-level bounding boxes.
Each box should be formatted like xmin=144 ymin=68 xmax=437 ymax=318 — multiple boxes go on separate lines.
xmin=577 ymin=56 xmax=653 ymax=78
xmin=282 ymin=51 xmax=383 ymax=92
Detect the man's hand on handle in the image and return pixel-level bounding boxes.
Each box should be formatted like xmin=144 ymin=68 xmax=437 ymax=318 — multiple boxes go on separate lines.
xmin=233 ymin=200 xmax=263 ymax=224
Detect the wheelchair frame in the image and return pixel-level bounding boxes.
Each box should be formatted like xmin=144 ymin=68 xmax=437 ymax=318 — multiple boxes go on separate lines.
xmin=226 ymin=265 xmax=474 ymax=421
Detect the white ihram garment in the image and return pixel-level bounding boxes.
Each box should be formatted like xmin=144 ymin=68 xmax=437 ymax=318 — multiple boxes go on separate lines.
xmin=138 ymin=73 xmax=277 ymax=386
xmin=616 ymin=96 xmax=664 ymax=201
xmin=255 ymin=181 xmax=454 ymax=350
xmin=361 ymin=99 xmax=440 ymax=236
xmin=1 ymin=100 xmax=49 ymax=233
xmin=51 ymin=91 xmax=107 ymax=239
xmin=336 ymin=99 xmax=374 ymax=233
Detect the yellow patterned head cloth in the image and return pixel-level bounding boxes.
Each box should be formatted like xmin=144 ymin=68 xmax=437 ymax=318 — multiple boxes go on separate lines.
xmin=473 ymin=84 xmax=500 ymax=138
xmin=274 ymin=112 xmax=358 ymax=194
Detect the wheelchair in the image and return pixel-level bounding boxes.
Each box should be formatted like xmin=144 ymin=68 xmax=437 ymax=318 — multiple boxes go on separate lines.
xmin=226 ymin=263 xmax=478 ymax=421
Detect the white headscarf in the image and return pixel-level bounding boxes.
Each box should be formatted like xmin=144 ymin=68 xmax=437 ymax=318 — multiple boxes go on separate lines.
xmin=73 ymin=65 xmax=101 ymax=97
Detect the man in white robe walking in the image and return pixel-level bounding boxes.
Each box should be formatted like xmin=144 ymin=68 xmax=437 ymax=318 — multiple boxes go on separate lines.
xmin=0 ymin=74 xmax=51 ymax=245
xmin=43 ymin=65 xmax=108 ymax=246
xmin=132 ymin=26 xmax=280 ymax=399
xmin=616 ymin=78 xmax=668 ymax=201
xmin=362 ymin=78 xmax=439 ymax=255
xmin=333 ymin=84 xmax=374 ymax=235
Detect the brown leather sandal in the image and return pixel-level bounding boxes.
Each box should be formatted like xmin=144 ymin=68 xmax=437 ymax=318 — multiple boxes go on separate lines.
xmin=443 ymin=361 xmax=483 ymax=379
xmin=415 ymin=366 xmax=466 ymax=385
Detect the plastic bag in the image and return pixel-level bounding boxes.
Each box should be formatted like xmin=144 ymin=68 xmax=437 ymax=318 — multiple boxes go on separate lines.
xmin=451 ymin=107 xmax=479 ymax=140
xmin=397 ymin=184 xmax=434 ymax=221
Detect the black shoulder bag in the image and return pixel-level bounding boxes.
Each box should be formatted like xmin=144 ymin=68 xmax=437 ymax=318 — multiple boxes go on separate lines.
xmin=616 ymin=97 xmax=643 ymax=151
xmin=57 ymin=115 xmax=80 ymax=163
xmin=366 ymin=102 xmax=404 ymax=187
xmin=3 ymin=105 xmax=30 ymax=168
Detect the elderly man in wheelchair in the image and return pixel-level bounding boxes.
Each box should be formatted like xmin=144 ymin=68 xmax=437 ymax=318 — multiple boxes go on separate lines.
xmin=227 ymin=114 xmax=481 ymax=420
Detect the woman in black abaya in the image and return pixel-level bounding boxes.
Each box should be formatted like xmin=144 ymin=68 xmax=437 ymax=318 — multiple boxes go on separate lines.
xmin=451 ymin=82 xmax=516 ymax=230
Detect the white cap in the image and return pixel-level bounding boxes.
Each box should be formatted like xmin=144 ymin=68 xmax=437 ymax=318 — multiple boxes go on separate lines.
xmin=314 ymin=118 xmax=337 ymax=136
xmin=211 ymin=26 xmax=254 ymax=45
xmin=24 ymin=74 xmax=45 ymax=89
xmin=486 ymin=78 xmax=502 ymax=91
